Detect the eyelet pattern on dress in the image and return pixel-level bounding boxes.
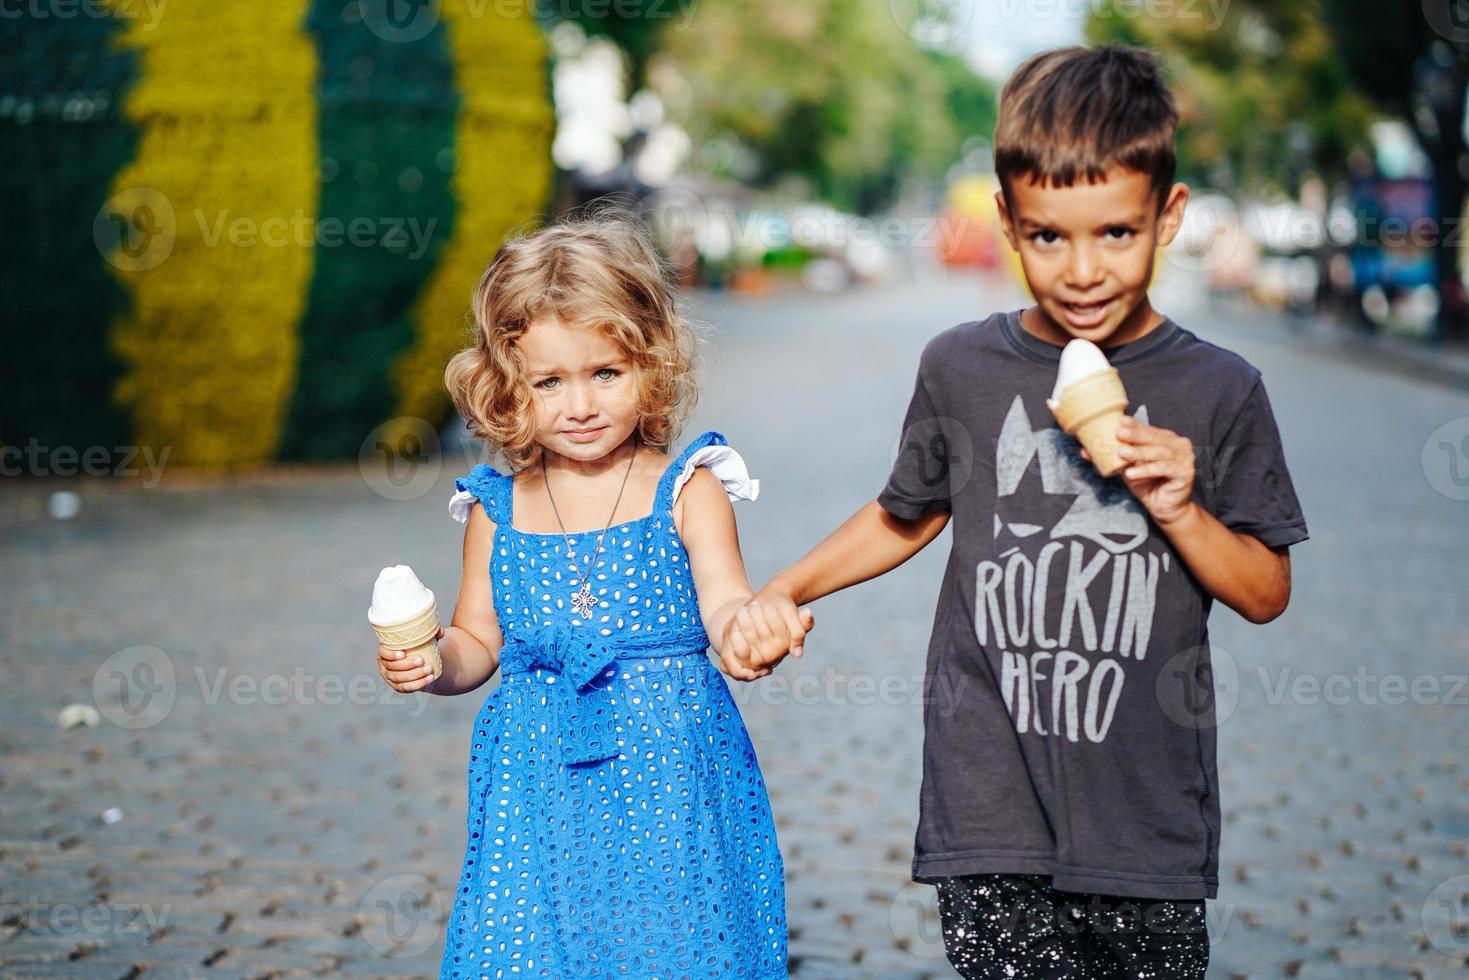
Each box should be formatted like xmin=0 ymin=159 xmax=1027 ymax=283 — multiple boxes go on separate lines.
xmin=439 ymin=431 xmax=788 ymax=980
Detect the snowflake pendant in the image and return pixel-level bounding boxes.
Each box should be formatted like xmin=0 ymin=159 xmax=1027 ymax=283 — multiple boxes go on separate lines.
xmin=570 ymin=581 xmax=596 ymax=618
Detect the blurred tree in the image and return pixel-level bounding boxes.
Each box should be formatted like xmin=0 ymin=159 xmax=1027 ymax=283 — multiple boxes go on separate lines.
xmin=928 ymin=49 xmax=1000 ymax=155
xmin=549 ymin=0 xmax=994 ymax=213
xmin=643 ymin=0 xmax=993 ymax=213
xmin=550 ymin=0 xmax=667 ymax=94
xmin=1318 ymin=0 xmax=1466 ymax=338
xmin=1085 ymin=0 xmax=1374 ymax=194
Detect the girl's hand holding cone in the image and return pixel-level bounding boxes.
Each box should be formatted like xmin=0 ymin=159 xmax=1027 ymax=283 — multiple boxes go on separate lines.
xmin=378 ymin=626 xmax=446 ymax=693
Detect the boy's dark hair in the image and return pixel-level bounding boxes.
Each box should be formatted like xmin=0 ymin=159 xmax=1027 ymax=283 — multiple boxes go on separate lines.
xmin=994 ymin=43 xmax=1179 ymax=213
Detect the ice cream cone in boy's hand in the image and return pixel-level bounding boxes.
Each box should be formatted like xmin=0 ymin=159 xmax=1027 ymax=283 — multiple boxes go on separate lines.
xmin=369 ymin=565 xmax=442 ymax=681
xmin=1046 ymin=338 xmax=1130 ymax=477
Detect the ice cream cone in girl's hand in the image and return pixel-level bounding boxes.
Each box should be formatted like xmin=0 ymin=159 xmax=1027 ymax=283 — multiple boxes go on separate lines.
xmin=1045 ymin=339 xmax=1130 ymax=478
xmin=369 ymin=565 xmax=442 ymax=681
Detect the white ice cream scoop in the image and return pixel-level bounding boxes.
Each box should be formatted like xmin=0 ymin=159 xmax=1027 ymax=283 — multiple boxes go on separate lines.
xmin=1044 ymin=338 xmax=1130 ymax=477
xmin=1047 ymin=338 xmax=1112 ymax=406
xmin=369 ymin=564 xmax=434 ymax=625
xmin=369 ymin=564 xmax=443 ymax=681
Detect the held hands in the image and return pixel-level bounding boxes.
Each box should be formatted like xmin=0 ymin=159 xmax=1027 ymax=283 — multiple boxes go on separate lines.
xmin=1082 ymin=416 xmax=1196 ymax=526
xmin=377 ymin=626 xmax=445 ymax=693
xmin=718 ymin=591 xmax=816 ymax=682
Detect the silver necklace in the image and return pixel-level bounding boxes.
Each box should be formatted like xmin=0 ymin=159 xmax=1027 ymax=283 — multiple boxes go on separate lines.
xmin=541 ymin=437 xmax=638 ymax=619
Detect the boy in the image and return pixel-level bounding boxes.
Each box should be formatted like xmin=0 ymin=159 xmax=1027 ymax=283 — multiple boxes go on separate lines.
xmin=723 ymin=44 xmax=1309 ymax=978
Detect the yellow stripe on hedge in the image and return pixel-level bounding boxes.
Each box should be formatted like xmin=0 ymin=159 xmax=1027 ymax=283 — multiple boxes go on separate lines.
xmin=392 ymin=2 xmax=555 ymax=431
xmin=105 ymin=3 xmax=318 ymax=469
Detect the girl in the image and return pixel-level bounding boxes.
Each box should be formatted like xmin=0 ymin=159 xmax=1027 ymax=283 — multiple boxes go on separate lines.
xmin=375 ymin=212 xmax=808 ymax=979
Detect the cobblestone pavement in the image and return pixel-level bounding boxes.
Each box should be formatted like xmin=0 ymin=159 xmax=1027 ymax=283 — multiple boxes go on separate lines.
xmin=2 ymin=269 xmax=1467 ymax=978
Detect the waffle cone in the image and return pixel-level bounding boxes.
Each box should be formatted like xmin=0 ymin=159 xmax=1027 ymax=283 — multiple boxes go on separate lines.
xmin=1049 ymin=367 xmax=1129 ymax=477
xmin=370 ymin=601 xmax=442 ymax=680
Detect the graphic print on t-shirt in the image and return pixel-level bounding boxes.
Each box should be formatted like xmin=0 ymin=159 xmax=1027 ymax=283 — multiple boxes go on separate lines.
xmin=979 ymin=396 xmax=1173 ymax=744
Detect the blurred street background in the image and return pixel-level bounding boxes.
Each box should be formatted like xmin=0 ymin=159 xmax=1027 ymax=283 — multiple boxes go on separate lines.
xmin=4 ymin=0 xmax=1469 ymax=977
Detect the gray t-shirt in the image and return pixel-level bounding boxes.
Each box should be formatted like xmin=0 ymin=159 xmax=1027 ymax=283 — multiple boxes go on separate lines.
xmin=878 ymin=309 xmax=1309 ymax=900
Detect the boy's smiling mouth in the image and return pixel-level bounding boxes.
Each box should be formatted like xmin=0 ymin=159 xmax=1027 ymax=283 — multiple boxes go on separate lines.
xmin=1057 ymin=296 xmax=1116 ymax=328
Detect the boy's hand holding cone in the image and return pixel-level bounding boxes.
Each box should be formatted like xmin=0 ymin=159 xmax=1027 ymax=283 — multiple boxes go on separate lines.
xmin=1048 ymin=338 xmax=1198 ymax=526
xmin=1089 ymin=417 xmax=1198 ymax=527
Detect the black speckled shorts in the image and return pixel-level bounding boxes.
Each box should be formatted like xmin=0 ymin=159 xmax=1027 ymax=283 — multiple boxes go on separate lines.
xmin=933 ymin=873 xmax=1209 ymax=979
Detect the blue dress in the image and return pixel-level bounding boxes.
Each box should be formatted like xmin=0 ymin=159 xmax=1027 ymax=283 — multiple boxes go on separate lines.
xmin=440 ymin=430 xmax=788 ymax=980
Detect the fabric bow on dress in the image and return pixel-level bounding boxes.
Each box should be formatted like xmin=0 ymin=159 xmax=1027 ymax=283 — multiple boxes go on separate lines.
xmin=496 ymin=623 xmax=624 ymax=766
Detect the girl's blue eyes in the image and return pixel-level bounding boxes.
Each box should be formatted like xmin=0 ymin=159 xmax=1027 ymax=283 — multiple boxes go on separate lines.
xmin=535 ymin=368 xmax=620 ymax=390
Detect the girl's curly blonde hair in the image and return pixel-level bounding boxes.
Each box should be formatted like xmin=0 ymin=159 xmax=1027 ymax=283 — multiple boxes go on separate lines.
xmin=444 ymin=207 xmax=701 ymax=470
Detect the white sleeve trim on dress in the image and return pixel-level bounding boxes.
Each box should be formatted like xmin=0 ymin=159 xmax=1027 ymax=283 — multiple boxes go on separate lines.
xmin=448 ymin=488 xmax=478 ymax=524
xmin=671 ymin=445 xmax=760 ymax=505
